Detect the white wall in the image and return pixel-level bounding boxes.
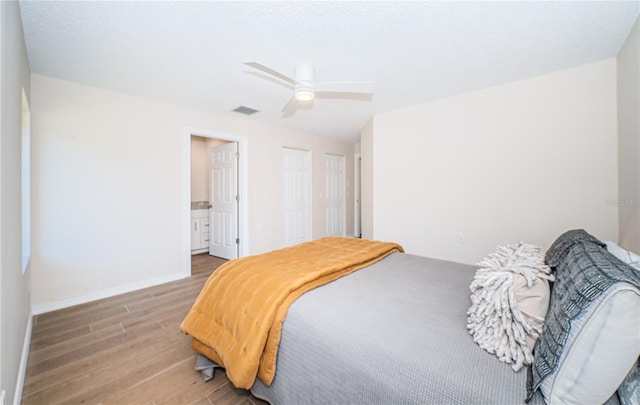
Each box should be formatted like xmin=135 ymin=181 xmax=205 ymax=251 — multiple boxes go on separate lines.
xmin=0 ymin=1 xmax=32 ymax=402
xmin=30 ymin=74 xmax=354 ymax=312
xmin=367 ymin=59 xmax=619 ymax=264
xmin=617 ymin=17 xmax=640 ymax=253
xmin=245 ymin=120 xmax=355 ymax=250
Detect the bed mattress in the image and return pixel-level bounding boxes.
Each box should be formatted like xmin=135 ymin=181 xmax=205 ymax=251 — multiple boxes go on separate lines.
xmin=250 ymin=252 xmax=549 ymax=404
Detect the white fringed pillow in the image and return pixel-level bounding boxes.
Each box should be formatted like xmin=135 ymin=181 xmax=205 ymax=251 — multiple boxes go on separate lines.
xmin=467 ymin=242 xmax=554 ymax=371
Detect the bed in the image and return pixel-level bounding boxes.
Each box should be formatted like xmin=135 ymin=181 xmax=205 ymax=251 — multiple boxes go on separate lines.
xmin=181 ymin=234 xmax=639 ymax=405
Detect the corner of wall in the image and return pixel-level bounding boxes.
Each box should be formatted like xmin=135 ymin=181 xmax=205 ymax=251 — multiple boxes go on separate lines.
xmin=617 ymin=17 xmax=640 ymax=252
xmin=359 ymin=119 xmax=374 ymax=239
xmin=1 ymin=1 xmax=33 ymax=403
xmin=12 ymin=313 xmax=32 ymax=405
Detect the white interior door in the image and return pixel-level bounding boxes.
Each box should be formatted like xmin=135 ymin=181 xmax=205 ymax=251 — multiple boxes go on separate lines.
xmin=325 ymin=153 xmax=345 ymax=236
xmin=209 ymin=142 xmax=238 ymax=259
xmin=283 ymin=147 xmax=311 ymax=246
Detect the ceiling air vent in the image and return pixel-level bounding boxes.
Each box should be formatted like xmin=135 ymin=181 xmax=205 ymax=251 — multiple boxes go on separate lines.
xmin=232 ymin=105 xmax=259 ymax=115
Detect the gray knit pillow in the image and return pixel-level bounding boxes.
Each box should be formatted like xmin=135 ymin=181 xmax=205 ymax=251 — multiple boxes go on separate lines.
xmin=545 ymin=229 xmax=605 ymax=268
xmin=618 ymin=358 xmax=639 ymax=405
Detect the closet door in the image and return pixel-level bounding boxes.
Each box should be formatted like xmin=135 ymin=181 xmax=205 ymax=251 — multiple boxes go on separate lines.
xmin=283 ymin=147 xmax=311 ymax=246
xmin=324 ymin=153 xmax=345 ymax=236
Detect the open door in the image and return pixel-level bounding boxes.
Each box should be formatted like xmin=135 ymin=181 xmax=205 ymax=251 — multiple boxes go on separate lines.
xmin=209 ymin=142 xmax=239 ymax=260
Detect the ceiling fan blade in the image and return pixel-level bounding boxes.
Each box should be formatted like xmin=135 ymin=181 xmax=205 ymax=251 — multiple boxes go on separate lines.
xmin=314 ymin=81 xmax=375 ymax=95
xmin=315 ymin=91 xmax=374 ymax=101
xmin=246 ymin=71 xmax=295 ymax=90
xmin=245 ymin=62 xmax=297 ymax=86
xmin=281 ymin=97 xmax=298 ymax=118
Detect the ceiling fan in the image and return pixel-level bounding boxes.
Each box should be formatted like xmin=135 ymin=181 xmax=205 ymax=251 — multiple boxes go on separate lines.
xmin=244 ymin=62 xmax=375 ymax=117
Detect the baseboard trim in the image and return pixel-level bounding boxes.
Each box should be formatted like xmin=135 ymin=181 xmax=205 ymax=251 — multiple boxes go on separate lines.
xmin=32 ymin=272 xmax=187 ymax=315
xmin=13 ymin=313 xmax=33 ymax=405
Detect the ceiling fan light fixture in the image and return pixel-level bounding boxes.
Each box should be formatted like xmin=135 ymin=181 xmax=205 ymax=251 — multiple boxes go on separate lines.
xmin=294 ymin=89 xmax=314 ymax=102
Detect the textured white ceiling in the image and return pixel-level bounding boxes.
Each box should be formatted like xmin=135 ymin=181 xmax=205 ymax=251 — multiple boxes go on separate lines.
xmin=19 ymin=1 xmax=639 ymax=142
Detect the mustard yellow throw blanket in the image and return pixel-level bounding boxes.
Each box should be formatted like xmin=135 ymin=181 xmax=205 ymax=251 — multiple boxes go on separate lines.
xmin=180 ymin=237 xmax=403 ymax=389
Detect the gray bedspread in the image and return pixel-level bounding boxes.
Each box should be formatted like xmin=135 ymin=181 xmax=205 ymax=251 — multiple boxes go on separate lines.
xmin=250 ymin=252 xmax=549 ymax=405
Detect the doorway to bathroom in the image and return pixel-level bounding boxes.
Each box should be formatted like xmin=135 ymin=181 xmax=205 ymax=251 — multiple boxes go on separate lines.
xmin=184 ymin=128 xmax=248 ymax=276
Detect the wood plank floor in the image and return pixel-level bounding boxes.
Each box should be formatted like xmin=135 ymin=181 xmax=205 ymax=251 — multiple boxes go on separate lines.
xmin=22 ymin=254 xmax=270 ymax=405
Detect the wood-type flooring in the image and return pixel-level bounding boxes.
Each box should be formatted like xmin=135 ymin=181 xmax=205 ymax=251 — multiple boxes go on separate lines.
xmin=22 ymin=253 xmax=269 ymax=405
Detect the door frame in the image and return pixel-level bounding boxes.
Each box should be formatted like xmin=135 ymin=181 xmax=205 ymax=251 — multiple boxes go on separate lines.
xmin=182 ymin=127 xmax=249 ymax=276
xmin=354 ymin=153 xmax=361 ymax=238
